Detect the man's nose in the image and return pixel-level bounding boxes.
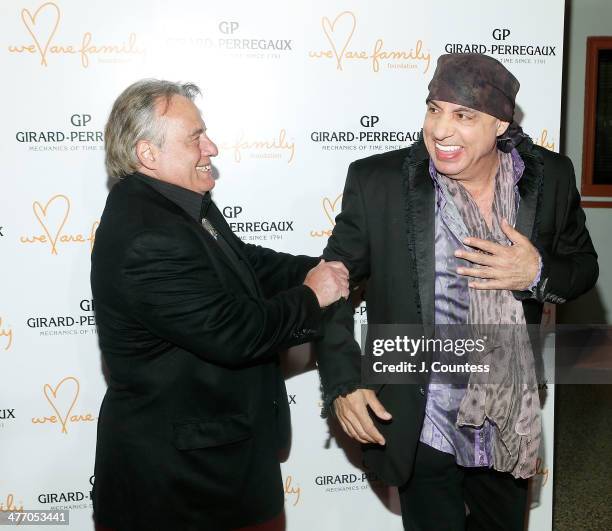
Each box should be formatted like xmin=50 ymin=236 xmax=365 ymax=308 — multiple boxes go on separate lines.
xmin=201 ymin=135 xmax=218 ymax=157
xmin=432 ymin=114 xmax=454 ymax=140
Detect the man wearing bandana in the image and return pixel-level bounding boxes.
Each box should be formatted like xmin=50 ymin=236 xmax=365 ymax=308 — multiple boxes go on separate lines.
xmin=316 ymin=54 xmax=598 ymax=530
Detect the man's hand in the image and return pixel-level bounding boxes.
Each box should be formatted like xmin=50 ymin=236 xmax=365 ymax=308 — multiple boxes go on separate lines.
xmin=455 ymin=219 xmax=540 ymax=291
xmin=334 ymin=389 xmax=392 ymax=445
xmin=304 ymin=260 xmax=349 ymax=307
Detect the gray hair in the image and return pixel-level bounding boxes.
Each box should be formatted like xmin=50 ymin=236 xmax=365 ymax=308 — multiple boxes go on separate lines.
xmin=104 ymin=79 xmax=201 ymax=178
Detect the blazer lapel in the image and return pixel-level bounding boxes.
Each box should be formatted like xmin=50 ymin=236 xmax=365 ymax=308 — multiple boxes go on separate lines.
xmin=402 ymin=141 xmax=435 ymax=326
xmin=515 ymin=140 xmax=544 ymax=241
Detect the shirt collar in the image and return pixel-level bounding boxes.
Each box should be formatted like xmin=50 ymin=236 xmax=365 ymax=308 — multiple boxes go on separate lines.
xmin=133 ymin=172 xmax=212 ymax=221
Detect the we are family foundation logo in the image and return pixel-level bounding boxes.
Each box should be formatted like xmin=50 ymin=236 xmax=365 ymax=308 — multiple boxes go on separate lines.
xmin=20 ymin=195 xmax=99 ymax=254
xmin=310 ymin=194 xmax=342 ymax=238
xmin=31 ymin=376 xmax=96 ymax=434
xmin=7 ymin=2 xmax=145 ymax=67
xmin=220 ymin=129 xmax=295 ymax=163
xmin=309 ymin=11 xmax=431 ymax=73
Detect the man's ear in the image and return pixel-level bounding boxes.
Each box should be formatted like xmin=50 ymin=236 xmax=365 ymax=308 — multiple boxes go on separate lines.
xmin=496 ymin=120 xmax=510 ymax=137
xmin=136 ymin=139 xmax=158 ymax=171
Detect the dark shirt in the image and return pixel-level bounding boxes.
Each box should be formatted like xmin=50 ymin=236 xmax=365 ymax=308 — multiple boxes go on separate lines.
xmin=133 ymin=172 xmax=212 ymax=221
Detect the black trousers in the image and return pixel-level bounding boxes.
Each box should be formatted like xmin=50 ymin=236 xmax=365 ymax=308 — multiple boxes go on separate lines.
xmin=399 ymin=443 xmax=528 ymax=531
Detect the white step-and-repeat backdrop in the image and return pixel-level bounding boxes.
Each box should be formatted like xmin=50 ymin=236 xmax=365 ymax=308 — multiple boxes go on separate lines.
xmin=1 ymin=1 xmax=562 ymax=529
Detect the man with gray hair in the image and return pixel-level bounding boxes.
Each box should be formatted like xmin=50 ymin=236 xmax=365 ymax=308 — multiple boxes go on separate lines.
xmin=91 ymin=79 xmax=348 ymax=530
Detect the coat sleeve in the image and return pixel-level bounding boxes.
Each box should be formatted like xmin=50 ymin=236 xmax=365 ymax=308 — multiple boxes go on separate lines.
xmin=240 ymin=243 xmax=319 ymax=298
xmin=120 ymin=229 xmax=321 ymax=368
xmin=516 ymin=156 xmax=599 ymax=304
xmin=316 ymin=164 xmax=372 ymax=415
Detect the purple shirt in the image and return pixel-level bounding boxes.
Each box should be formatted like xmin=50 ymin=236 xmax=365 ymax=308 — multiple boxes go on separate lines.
xmin=419 ymin=149 xmax=525 ymax=467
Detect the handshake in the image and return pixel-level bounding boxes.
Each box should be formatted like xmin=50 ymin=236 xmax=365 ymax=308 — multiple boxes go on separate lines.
xmin=303 ymin=260 xmax=350 ymax=308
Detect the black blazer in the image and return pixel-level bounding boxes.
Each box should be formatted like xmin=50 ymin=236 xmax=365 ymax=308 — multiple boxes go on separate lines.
xmin=317 ymin=138 xmax=598 ymax=487
xmin=91 ymin=174 xmax=320 ymax=530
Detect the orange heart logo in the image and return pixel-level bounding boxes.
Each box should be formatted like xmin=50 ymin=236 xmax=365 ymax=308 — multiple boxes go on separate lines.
xmin=321 ymin=11 xmax=356 ymax=71
xmin=21 ymin=2 xmax=61 ymax=67
xmin=322 ymin=194 xmax=343 ymax=228
xmin=33 ymin=194 xmax=70 ymax=255
xmin=43 ymin=376 xmax=80 ymax=435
